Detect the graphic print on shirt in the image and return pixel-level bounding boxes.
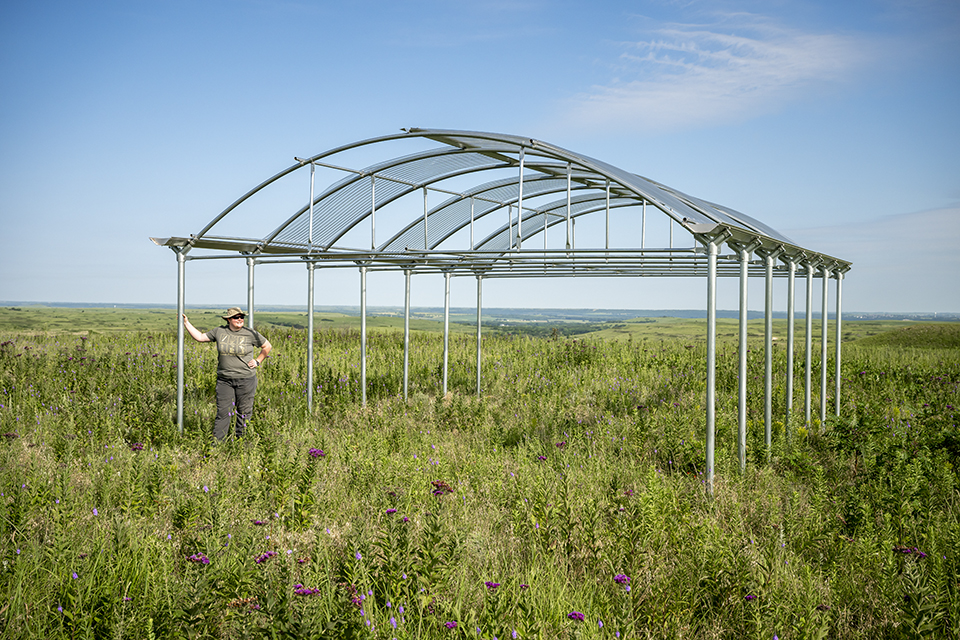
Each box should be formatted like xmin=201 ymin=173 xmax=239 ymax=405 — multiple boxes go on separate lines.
xmin=218 ymin=333 xmax=247 ymax=356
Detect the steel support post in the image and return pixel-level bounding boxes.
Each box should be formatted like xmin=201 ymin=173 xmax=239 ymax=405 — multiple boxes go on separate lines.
xmin=820 ymin=266 xmax=829 ymax=429
xmin=706 ymin=240 xmax=718 ymax=495
xmin=805 ymin=264 xmax=814 ymax=426
xmin=443 ymin=272 xmax=451 ymax=395
xmin=246 ymin=256 xmax=255 ymax=329
xmin=306 ymin=262 xmax=315 ymax=412
xmin=737 ymin=247 xmax=749 ymax=472
xmin=565 ymin=163 xmax=572 ymax=251
xmin=360 ymin=265 xmax=367 ymax=406
xmin=476 ymin=275 xmax=483 ymax=396
xmin=176 ymin=250 xmax=186 ymax=435
xmin=403 ymin=270 xmax=411 ymax=401
xmin=517 ymin=147 xmax=524 ymax=248
xmin=785 ymin=259 xmax=796 ymax=440
xmin=371 ymin=175 xmax=376 ymax=250
xmin=764 ymin=253 xmax=775 ymax=456
xmin=835 ymin=272 xmax=843 ymax=417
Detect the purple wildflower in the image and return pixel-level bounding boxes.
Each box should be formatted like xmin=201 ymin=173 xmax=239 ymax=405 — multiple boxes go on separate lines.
xmin=745 ymin=595 xmax=757 ymax=601
xmin=567 ymin=611 xmax=585 ymax=622
xmin=445 ymin=621 xmax=458 ymax=629
xmin=254 ymin=551 xmax=277 ymax=564
xmin=614 ymin=574 xmax=630 ymax=585
xmin=386 ymin=508 xmax=397 ymax=514
xmin=484 ymin=581 xmax=501 ymax=591
xmin=187 ymin=553 xmax=209 ymax=565
xmin=309 ymin=448 xmax=326 ymax=458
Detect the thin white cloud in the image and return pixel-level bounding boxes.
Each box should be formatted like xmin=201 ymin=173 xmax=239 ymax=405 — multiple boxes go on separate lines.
xmin=786 ymin=206 xmax=960 ymax=313
xmin=561 ymin=13 xmax=873 ymax=133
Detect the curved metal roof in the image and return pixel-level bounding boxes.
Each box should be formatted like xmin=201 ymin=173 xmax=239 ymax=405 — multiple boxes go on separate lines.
xmin=151 ymin=128 xmax=851 ymax=277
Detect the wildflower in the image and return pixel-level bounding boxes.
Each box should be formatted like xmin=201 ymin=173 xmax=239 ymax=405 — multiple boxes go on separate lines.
xmin=537 ymin=455 xmax=546 ymax=461
xmin=445 ymin=621 xmax=458 ymax=629
xmin=309 ymin=448 xmax=325 ymax=458
xmin=390 ymin=616 xmax=397 ymax=629
xmin=130 ymin=443 xmax=144 ymax=451
xmin=745 ymin=595 xmax=757 ymax=601
xmin=386 ymin=508 xmax=398 ymax=514
xmin=355 ymin=551 xmax=362 ymax=561
xmin=203 ymin=485 xmax=209 ymax=493
xmin=254 ymin=551 xmax=277 ymax=564
xmin=520 ymin=584 xmax=529 ymax=590
xmin=92 ymin=508 xmax=98 ymax=516
xmin=614 ymin=574 xmax=630 ymax=585
xmin=556 ymin=441 xmax=566 ymax=448
xmin=567 ymin=611 xmax=585 ymax=622
xmin=485 ymin=581 xmax=501 ymax=591
xmin=187 ymin=553 xmax=209 ymax=565
xmin=72 ymin=572 xmax=78 ymax=580
xmin=431 ymin=480 xmax=454 ymax=496
xmin=252 ymin=520 xmax=265 ymax=526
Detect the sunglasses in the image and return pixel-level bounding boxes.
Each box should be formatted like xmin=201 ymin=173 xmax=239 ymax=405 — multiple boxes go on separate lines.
xmin=229 ymin=315 xmax=246 ymax=320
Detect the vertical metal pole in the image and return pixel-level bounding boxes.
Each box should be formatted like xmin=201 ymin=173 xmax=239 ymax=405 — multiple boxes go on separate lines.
xmin=565 ymin=163 xmax=572 ymax=251
xmin=423 ymin=186 xmax=428 ymax=250
xmin=306 ymin=262 xmax=315 ymax=412
xmin=308 ymin=161 xmax=315 ymax=247
xmin=176 ymin=250 xmax=185 ymax=435
xmin=706 ymin=240 xmax=718 ymax=496
xmin=785 ymin=259 xmax=796 ymax=439
xmin=470 ymin=197 xmax=475 ymax=250
xmin=820 ymin=265 xmax=829 ymax=429
xmin=738 ymin=246 xmax=749 ymax=472
xmin=371 ymin=175 xmax=376 ymax=250
xmin=517 ymin=147 xmax=524 ymax=249
xmin=246 ymin=256 xmax=255 ymax=330
xmin=508 ymin=204 xmax=513 ymax=250
xmin=443 ymin=272 xmax=450 ymax=395
xmin=360 ymin=265 xmax=367 ymax=406
xmin=835 ymin=272 xmax=843 ymax=417
xmin=670 ymin=219 xmax=674 ymax=249
xmin=805 ymin=264 xmax=813 ymax=426
xmin=764 ymin=253 xmax=774 ymax=456
xmin=641 ymin=201 xmax=646 ymax=249
xmin=476 ymin=275 xmax=483 ymax=396
xmin=605 ymin=179 xmax=611 ymax=253
xmin=403 ymin=270 xmax=411 ymax=401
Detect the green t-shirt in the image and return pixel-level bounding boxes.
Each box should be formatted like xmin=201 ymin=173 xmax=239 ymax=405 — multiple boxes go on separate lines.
xmin=205 ymin=326 xmax=267 ymax=379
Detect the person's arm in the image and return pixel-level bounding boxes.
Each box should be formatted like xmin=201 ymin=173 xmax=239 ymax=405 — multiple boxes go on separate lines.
xmin=182 ymin=315 xmax=211 ymax=343
xmin=250 ymin=340 xmax=272 ymax=368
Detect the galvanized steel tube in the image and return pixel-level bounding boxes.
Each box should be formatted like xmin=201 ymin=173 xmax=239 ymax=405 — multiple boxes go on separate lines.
xmin=476 ymin=275 xmax=483 ymax=396
xmin=176 ymin=250 xmax=185 ymax=435
xmin=835 ymin=272 xmax=843 ymax=417
xmin=403 ymin=270 xmax=411 ymax=400
xmin=785 ymin=259 xmax=796 ymax=439
xmin=360 ymin=265 xmax=367 ymax=406
xmin=306 ymin=262 xmax=315 ymax=412
xmin=820 ymin=265 xmax=829 ymax=428
xmin=247 ymin=256 xmax=255 ymax=329
xmin=738 ymin=247 xmax=749 ymax=472
xmin=706 ymin=240 xmax=718 ymax=495
xmin=443 ymin=272 xmax=450 ymax=395
xmin=764 ymin=253 xmax=774 ymax=455
xmin=805 ymin=264 xmax=813 ymax=426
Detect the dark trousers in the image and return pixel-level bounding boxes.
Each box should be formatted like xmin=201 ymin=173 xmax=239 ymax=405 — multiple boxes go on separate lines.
xmin=214 ymin=376 xmax=258 ymax=441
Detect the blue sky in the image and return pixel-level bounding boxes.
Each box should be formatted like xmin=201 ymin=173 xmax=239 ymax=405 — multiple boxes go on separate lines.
xmin=1 ymin=0 xmax=958 ymax=313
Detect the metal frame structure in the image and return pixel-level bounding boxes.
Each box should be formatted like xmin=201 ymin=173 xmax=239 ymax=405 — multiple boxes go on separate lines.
xmin=151 ymin=128 xmax=851 ymax=493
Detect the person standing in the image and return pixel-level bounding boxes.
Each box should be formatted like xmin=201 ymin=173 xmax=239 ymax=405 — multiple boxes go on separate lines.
xmin=182 ymin=307 xmax=272 ymax=442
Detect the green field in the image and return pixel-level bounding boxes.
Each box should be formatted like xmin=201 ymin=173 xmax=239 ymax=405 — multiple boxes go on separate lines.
xmin=1 ymin=308 xmax=958 ymax=638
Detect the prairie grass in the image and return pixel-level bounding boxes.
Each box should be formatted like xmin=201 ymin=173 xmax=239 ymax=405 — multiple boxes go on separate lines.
xmin=0 ymin=316 xmax=957 ymax=639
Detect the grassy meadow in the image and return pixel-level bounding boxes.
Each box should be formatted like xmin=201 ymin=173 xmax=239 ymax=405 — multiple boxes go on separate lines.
xmin=0 ymin=307 xmax=958 ymax=639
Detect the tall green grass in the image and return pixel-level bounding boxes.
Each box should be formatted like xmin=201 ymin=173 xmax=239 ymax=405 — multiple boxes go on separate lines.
xmin=0 ymin=323 xmax=957 ymax=639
